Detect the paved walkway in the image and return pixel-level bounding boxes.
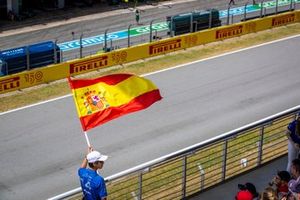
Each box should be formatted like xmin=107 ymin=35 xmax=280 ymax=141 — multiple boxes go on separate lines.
xmin=0 ymin=0 xmax=251 ymax=37
xmin=189 ymin=155 xmax=288 ymax=200
xmin=0 ymin=1 xmax=137 ymax=31
xmin=0 ymin=0 xmax=190 ymax=36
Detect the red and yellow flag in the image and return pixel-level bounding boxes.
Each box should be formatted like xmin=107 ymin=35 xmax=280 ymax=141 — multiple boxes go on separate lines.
xmin=68 ymin=74 xmax=162 ymax=131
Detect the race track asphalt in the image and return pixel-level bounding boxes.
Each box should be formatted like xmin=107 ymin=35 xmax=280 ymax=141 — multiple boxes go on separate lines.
xmin=0 ymin=34 xmax=300 ymax=199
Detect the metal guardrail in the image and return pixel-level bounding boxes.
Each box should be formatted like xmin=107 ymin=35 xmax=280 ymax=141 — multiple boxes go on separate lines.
xmin=60 ymin=0 xmax=300 ymax=61
xmin=49 ymin=105 xmax=300 ymax=200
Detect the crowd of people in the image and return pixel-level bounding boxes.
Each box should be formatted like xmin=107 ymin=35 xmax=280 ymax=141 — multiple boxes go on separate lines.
xmin=235 ymin=113 xmax=300 ymax=200
xmin=235 ymin=159 xmax=300 ymax=200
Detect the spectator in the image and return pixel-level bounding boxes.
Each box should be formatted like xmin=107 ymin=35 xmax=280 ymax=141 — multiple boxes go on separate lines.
xmin=135 ymin=9 xmax=140 ymax=25
xmin=281 ymin=192 xmax=298 ymax=200
xmin=236 ymin=182 xmax=259 ymax=200
xmin=71 ymin=31 xmax=75 ymax=40
xmin=289 ymin=159 xmax=300 ymax=193
xmin=236 ymin=190 xmax=253 ymax=200
xmin=286 ymin=113 xmax=300 ymax=172
xmin=229 ymin=0 xmax=236 ymax=5
xmin=260 ymin=187 xmax=278 ymax=200
xmin=78 ymin=147 xmax=108 ymax=200
xmin=153 ymin=35 xmax=162 ymax=40
xmin=269 ymin=171 xmax=290 ymax=199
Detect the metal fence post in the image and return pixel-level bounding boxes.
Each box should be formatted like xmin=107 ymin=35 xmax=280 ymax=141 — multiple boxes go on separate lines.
xmin=275 ymin=0 xmax=278 ymax=14
xmin=182 ymin=156 xmax=187 ymax=199
xmin=222 ymin=140 xmax=228 ymax=181
xmin=227 ymin=5 xmax=231 ymax=25
xmin=290 ymin=0 xmax=294 ymax=10
xmin=197 ymin=163 xmax=205 ymax=191
xmin=110 ymin=39 xmax=113 ymax=51
xmin=104 ymin=29 xmax=109 ymax=52
xmin=190 ymin=12 xmax=193 ymax=33
xmin=60 ymin=49 xmax=63 ymax=62
xmin=54 ymin=39 xmax=58 ymax=64
xmin=243 ymin=2 xmax=248 ymax=21
xmin=138 ymin=172 xmax=143 ymax=200
xmin=1 ymin=60 xmax=8 ymax=75
xmin=128 ymin=24 xmax=132 ymax=47
xmin=150 ymin=20 xmax=155 ymax=42
xmin=26 ymin=46 xmax=30 ymax=70
xmin=170 ymin=16 xmax=174 ymax=37
xmin=257 ymin=126 xmax=265 ymax=166
xmin=5 ymin=61 xmax=8 ymax=75
xmin=209 ymin=9 xmax=212 ymax=28
xmin=193 ymin=21 xmax=198 ymax=33
xmin=79 ymin=33 xmax=83 ymax=58
xmin=260 ymin=0 xmax=264 ymax=18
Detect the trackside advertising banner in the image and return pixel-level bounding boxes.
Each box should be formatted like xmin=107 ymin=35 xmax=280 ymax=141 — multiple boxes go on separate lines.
xmin=0 ymin=10 xmax=299 ymax=94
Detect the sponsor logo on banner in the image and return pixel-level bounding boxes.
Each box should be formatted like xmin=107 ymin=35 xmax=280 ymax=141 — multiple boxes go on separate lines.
xmin=70 ymin=56 xmax=108 ymax=74
xmin=216 ymin=25 xmax=243 ymax=39
xmin=24 ymin=71 xmax=43 ymax=84
xmin=184 ymin=35 xmax=198 ymax=47
xmin=272 ymin=14 xmax=295 ymax=27
xmin=0 ymin=77 xmax=20 ymax=92
xmin=149 ymin=39 xmax=182 ymax=55
xmin=112 ymin=51 xmax=127 ymax=64
xmin=245 ymin=22 xmax=257 ymax=33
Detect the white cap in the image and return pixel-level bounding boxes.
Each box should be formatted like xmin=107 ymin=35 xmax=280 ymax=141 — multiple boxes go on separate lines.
xmin=86 ymin=151 xmax=108 ymax=163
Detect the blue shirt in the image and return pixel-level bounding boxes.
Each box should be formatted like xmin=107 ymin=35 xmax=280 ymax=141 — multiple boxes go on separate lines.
xmin=78 ymin=168 xmax=107 ymax=200
xmin=288 ymin=120 xmax=300 ymax=144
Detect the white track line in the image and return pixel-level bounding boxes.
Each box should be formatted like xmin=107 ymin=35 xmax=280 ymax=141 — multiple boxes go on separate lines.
xmin=1 ymin=33 xmax=300 ymax=116
xmin=0 ymin=95 xmax=71 ymax=116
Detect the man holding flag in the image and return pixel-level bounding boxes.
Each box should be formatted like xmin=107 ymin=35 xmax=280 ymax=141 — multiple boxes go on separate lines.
xmin=69 ymin=73 xmax=162 ymax=199
xmin=79 ymin=147 xmax=108 ymax=200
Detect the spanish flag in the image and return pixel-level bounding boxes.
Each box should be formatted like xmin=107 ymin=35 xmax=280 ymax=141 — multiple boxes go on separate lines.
xmin=68 ymin=74 xmax=162 ymax=131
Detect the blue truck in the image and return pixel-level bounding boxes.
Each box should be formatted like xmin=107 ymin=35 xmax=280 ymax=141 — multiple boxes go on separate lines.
xmin=0 ymin=41 xmax=60 ymax=76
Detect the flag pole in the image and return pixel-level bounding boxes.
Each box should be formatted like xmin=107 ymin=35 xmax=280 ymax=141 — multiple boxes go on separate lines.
xmin=68 ymin=77 xmax=92 ymax=148
xmin=84 ymin=131 xmax=91 ymax=147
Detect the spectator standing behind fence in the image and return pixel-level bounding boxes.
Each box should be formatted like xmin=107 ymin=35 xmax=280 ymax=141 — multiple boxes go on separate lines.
xmin=229 ymin=0 xmax=236 ymax=5
xmin=260 ymin=187 xmax=278 ymax=200
xmin=269 ymin=171 xmax=291 ymax=199
xmin=235 ymin=182 xmax=259 ymax=200
xmin=78 ymin=147 xmax=108 ymax=200
xmin=286 ymin=113 xmax=300 ymax=172
xmin=287 ymin=159 xmax=300 ymax=199
xmin=135 ymin=9 xmax=140 ymax=25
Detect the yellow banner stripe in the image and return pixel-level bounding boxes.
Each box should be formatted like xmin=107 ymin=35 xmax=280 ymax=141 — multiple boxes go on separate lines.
xmin=73 ymin=76 xmax=157 ymax=117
